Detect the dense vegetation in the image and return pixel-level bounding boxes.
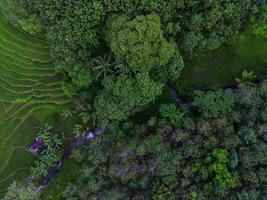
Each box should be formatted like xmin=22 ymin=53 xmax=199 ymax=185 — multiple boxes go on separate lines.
xmin=18 ymin=0 xmax=264 ymax=128
xmin=0 ymin=0 xmax=266 ymax=199
xmin=62 ymin=81 xmax=267 ymax=200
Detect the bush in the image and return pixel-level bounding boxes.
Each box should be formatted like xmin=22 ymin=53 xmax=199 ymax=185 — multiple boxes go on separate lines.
xmin=193 ymin=90 xmax=236 ymax=118
xmin=31 ymin=125 xmax=63 ymax=178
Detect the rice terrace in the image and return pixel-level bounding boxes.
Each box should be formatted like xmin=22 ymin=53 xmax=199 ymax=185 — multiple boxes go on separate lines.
xmin=0 ymin=3 xmax=70 ymax=196
xmin=0 ymin=0 xmax=267 ymax=199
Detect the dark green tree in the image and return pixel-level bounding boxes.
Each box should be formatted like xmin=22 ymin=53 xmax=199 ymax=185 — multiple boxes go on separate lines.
xmin=193 ymin=90 xmax=236 ymax=118
xmin=94 ymin=73 xmax=163 ymax=126
xmin=106 ymin=14 xmax=176 ymax=74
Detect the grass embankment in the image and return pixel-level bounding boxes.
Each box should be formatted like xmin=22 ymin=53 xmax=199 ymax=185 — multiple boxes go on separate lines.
xmin=178 ymin=27 xmax=267 ymax=89
xmin=0 ymin=9 xmax=72 ymax=197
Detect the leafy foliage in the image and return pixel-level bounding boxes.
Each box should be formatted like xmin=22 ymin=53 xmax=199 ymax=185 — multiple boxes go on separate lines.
xmin=205 ymin=148 xmax=236 ymax=189
xmin=159 ymin=103 xmax=185 ymax=126
xmin=62 ymin=82 xmax=267 ymax=199
xmin=2 ymin=181 xmax=40 ymax=200
xmin=193 ymin=90 xmax=236 ymax=118
xmin=93 ymin=54 xmax=113 ymax=80
xmin=61 ymin=107 xmax=73 ymax=119
xmin=2 ymin=0 xmax=43 ymax=36
xmin=106 ymin=14 xmax=176 ymax=73
xmin=68 ymin=64 xmax=92 ymax=88
xmin=235 ymin=70 xmax=257 ymax=85
xmin=253 ymin=5 xmax=267 ymax=38
xmin=31 ymin=0 xmax=104 ymax=69
xmin=20 ymin=0 xmax=262 ymax=97
xmin=64 ymin=81 xmax=267 ymax=199
xmin=94 ymin=73 xmax=163 ymax=126
xmin=2 ymin=0 xmax=267 ymax=199
xmin=31 ymin=125 xmax=63 ymax=178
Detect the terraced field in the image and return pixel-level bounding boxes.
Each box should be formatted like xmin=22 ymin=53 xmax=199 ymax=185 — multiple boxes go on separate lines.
xmin=0 ymin=8 xmax=70 ymax=194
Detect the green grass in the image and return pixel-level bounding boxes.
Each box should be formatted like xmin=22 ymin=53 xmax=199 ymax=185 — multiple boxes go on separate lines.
xmin=0 ymin=5 xmax=72 ymax=198
xmin=41 ymin=158 xmax=81 ymax=200
xmin=178 ymin=27 xmax=267 ymax=89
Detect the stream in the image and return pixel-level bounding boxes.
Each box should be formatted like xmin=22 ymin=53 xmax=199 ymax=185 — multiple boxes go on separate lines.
xmin=36 ymin=127 xmax=105 ymax=189
xmin=25 ymin=84 xmax=238 ymax=190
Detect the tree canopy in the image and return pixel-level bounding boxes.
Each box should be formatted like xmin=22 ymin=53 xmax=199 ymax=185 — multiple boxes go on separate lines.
xmin=94 ymin=73 xmax=163 ymax=126
xmin=106 ymin=14 xmax=176 ymax=73
xmin=1 ymin=0 xmax=266 ymax=199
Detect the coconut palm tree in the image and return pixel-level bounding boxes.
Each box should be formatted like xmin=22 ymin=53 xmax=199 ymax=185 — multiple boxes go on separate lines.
xmin=92 ymin=54 xmax=113 ymax=80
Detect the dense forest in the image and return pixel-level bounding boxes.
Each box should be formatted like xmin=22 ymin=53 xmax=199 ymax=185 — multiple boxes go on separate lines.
xmin=0 ymin=0 xmax=266 ymax=199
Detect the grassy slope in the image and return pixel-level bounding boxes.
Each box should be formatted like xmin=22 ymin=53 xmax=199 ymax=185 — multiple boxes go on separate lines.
xmin=178 ymin=27 xmax=267 ymax=89
xmin=0 ymin=6 xmax=72 ymax=197
xmin=41 ymin=158 xmax=81 ymax=200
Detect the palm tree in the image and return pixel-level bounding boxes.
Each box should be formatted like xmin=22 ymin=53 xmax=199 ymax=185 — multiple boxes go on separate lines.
xmin=73 ymin=124 xmax=88 ymax=136
xmin=235 ymin=70 xmax=257 ymax=85
xmin=61 ymin=107 xmax=73 ymax=119
xmin=114 ymin=63 xmax=135 ymax=76
xmin=92 ymin=54 xmax=113 ymax=80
